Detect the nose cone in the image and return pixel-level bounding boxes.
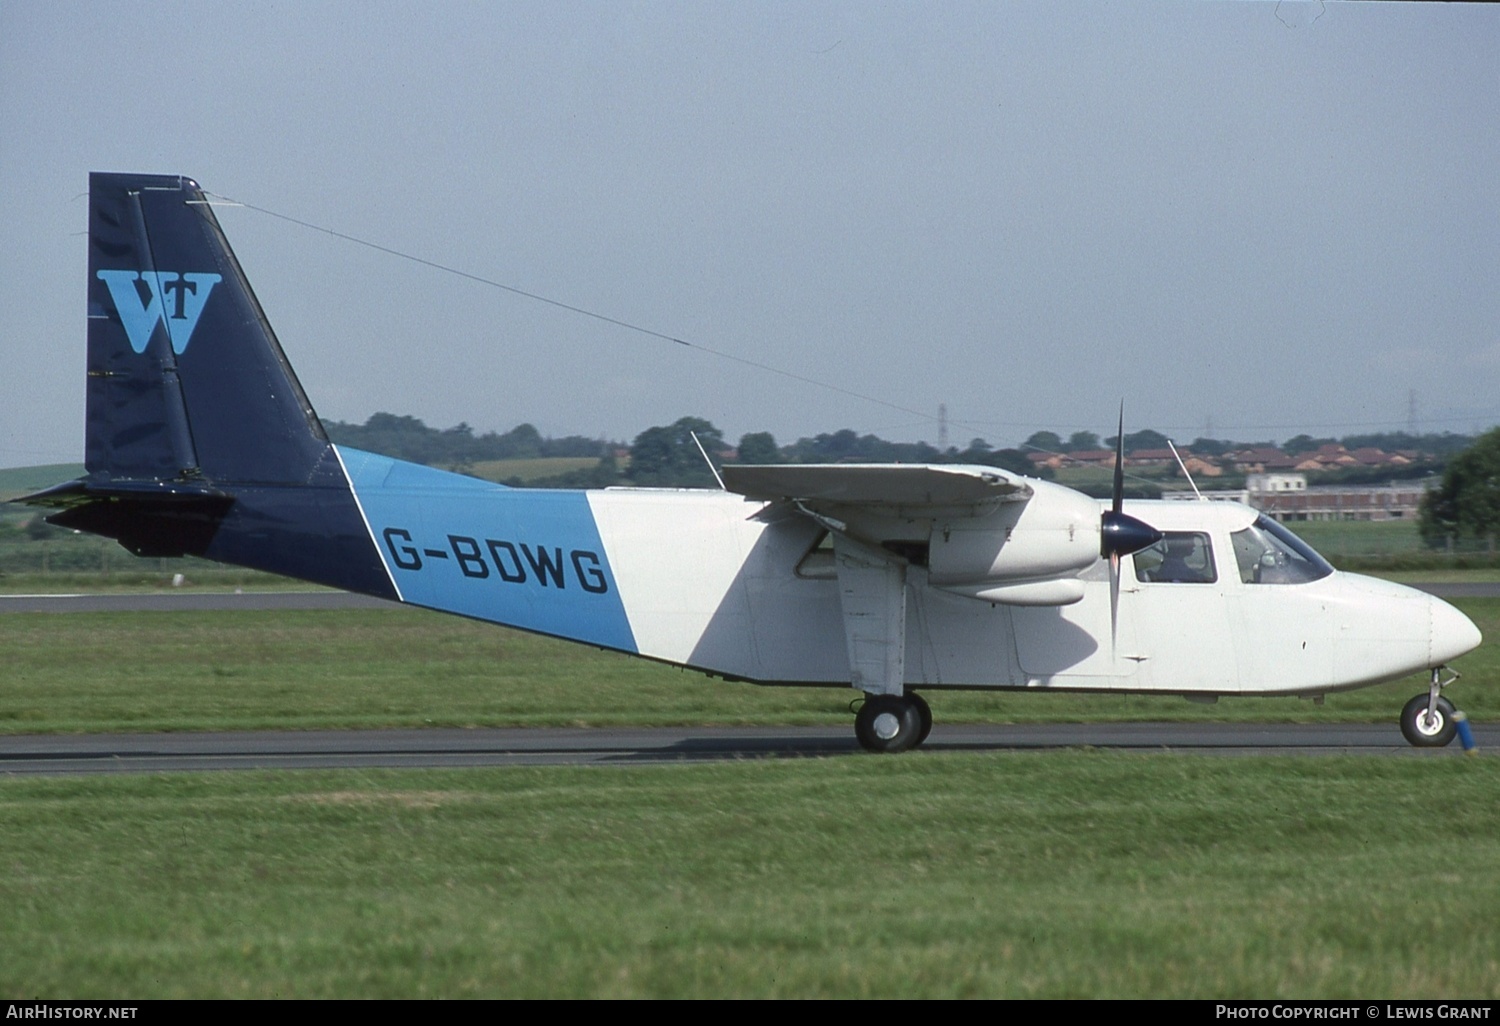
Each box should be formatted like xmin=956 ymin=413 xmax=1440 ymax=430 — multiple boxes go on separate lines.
xmin=1431 ymin=596 xmax=1483 ymax=666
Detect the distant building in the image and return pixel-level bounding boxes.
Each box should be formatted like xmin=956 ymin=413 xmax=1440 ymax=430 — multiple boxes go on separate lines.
xmin=1127 ymin=448 xmax=1178 ymax=467
xmin=1349 ymin=447 xmax=1407 ymax=467
xmin=1121 ymin=448 xmax=1222 ymax=477
xmin=1161 ymin=488 xmax=1248 ymax=503
xmin=1248 ymin=476 xmax=1434 ymax=522
xmin=1247 ymin=473 xmax=1307 ymax=494
xmin=1067 ymin=449 xmax=1117 ymax=469
xmin=1164 ymin=472 xmax=1435 ymax=520
xmin=1226 ymin=447 xmax=1299 ymax=473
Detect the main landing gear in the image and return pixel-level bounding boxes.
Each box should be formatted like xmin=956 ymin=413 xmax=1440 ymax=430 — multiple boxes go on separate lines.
xmin=854 ymin=691 xmax=933 ymax=753
xmin=1399 ymin=667 xmax=1462 ymax=748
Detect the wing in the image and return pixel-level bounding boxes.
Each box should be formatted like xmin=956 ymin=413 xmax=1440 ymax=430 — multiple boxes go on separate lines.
xmin=723 ymin=463 xmax=1096 ymax=609
xmin=720 ymin=463 xmax=1032 ymax=511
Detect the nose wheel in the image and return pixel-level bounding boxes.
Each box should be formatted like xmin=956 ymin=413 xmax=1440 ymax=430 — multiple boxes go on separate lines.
xmin=854 ymin=692 xmax=932 ymax=753
xmin=1401 ymin=693 xmax=1457 ymax=747
xmin=1400 ymin=668 xmax=1461 ymax=747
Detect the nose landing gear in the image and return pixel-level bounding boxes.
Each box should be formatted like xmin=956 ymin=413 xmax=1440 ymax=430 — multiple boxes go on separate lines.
xmin=1400 ymin=667 xmax=1463 ymax=748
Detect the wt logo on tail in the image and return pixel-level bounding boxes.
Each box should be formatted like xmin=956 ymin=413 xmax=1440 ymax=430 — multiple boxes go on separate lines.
xmin=96 ymin=270 xmax=223 ymax=355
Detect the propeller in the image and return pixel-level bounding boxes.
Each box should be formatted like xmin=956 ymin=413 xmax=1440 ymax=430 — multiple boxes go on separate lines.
xmin=1100 ymin=404 xmax=1162 ymax=651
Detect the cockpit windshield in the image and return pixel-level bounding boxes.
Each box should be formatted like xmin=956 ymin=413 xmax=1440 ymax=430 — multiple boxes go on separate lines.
xmin=1230 ymin=515 xmax=1334 ymax=585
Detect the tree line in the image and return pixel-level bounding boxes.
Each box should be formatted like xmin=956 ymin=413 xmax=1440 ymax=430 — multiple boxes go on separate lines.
xmin=1021 ymin=428 xmax=1476 ymax=458
xmin=324 ymin=411 xmax=1500 ymax=546
xmin=1420 ymin=426 xmax=1500 ymax=548
xmin=323 ymin=413 xmax=608 ymax=466
xmin=322 ymin=412 xmax=1037 ymax=489
xmin=327 ymin=411 xmax=1476 ymax=486
xmin=4 ymin=412 xmax=1494 ymax=557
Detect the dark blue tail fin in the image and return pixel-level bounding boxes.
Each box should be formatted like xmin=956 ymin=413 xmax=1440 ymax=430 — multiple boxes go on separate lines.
xmin=85 ymin=172 xmax=330 ymax=484
xmin=22 ymin=173 xmax=397 ymax=598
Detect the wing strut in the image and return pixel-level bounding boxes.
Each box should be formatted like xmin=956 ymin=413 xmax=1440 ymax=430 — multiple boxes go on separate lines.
xmin=832 ymin=535 xmax=907 ymax=697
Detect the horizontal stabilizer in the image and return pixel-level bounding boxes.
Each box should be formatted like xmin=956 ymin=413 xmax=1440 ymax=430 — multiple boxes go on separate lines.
xmin=721 ymin=463 xmax=1032 ymax=508
xmin=17 ymin=477 xmax=229 ymax=509
xmin=17 ymin=476 xmax=235 ymax=559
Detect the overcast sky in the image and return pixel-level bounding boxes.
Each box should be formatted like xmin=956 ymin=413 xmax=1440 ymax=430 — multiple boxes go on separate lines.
xmin=2 ymin=1 xmax=1496 ymax=469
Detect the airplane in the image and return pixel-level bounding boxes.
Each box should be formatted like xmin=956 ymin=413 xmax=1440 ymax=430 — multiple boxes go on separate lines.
xmin=19 ymin=172 xmax=1484 ymax=753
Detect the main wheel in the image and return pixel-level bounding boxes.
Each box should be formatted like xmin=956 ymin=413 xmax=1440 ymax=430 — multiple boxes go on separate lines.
xmin=855 ymin=695 xmax=923 ymax=753
xmin=909 ymin=691 xmax=933 ymax=747
xmin=1400 ymin=693 xmax=1457 ymax=747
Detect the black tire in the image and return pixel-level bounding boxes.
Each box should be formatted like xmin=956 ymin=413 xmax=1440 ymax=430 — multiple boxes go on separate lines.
xmin=1400 ymin=693 xmax=1457 ymax=747
xmin=855 ymin=695 xmax=923 ymax=753
xmin=909 ymin=691 xmax=933 ymax=747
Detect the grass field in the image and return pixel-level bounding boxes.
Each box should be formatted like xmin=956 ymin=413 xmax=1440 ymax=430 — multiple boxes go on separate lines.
xmin=0 ymin=756 xmax=1496 ymax=997
xmin=1286 ymin=517 xmax=1421 ymax=557
xmin=1 ymin=600 xmax=1497 ymax=997
xmin=2 ymin=600 xmax=1497 ymax=733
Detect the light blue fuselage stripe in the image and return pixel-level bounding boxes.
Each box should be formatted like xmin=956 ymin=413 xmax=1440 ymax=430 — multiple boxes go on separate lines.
xmin=337 ymin=446 xmax=638 ymax=653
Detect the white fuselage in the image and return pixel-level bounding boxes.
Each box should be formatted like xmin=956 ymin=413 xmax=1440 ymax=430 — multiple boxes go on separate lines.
xmin=587 ymin=490 xmax=1479 ymax=696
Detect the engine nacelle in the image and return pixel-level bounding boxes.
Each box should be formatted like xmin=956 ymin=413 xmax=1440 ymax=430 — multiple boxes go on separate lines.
xmin=935 ymin=577 xmax=1087 ymax=606
xmin=926 ymin=478 xmax=1099 ymax=590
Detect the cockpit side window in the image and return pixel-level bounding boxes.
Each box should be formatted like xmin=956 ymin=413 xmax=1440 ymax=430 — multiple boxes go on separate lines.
xmin=1133 ymin=531 xmax=1217 ymax=584
xmin=1230 ymin=515 xmax=1334 ymax=584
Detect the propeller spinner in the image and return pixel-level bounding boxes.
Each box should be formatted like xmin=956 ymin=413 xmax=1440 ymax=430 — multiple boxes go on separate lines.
xmin=1101 ymin=506 xmax=1161 ymax=561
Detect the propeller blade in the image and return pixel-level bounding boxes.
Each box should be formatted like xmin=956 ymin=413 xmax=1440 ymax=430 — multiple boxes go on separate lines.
xmin=1109 ymin=551 xmax=1120 ymax=654
xmin=1112 ymin=403 xmax=1126 ymax=516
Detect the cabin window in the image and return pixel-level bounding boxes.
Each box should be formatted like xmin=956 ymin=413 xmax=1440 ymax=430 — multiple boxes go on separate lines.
xmin=1133 ymin=531 xmax=1217 ymax=584
xmin=1230 ymin=515 xmax=1334 ymax=584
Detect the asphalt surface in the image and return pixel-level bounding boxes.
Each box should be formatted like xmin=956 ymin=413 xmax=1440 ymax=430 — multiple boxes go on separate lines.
xmin=0 ymin=722 xmax=1491 ymax=776
xmin=0 ymin=590 xmax=399 ymax=613
xmin=1410 ymin=582 xmax=1500 ymax=598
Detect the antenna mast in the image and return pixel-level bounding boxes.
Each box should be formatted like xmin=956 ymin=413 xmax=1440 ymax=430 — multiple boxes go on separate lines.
xmin=1168 ymin=439 xmax=1204 ymax=501
xmin=690 ymin=431 xmax=726 ymax=490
